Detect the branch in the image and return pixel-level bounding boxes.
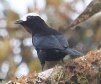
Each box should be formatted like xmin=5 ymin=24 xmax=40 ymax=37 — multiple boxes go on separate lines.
xmin=67 ymin=0 xmax=101 ymax=30
xmin=6 ymin=49 xmax=101 ymax=84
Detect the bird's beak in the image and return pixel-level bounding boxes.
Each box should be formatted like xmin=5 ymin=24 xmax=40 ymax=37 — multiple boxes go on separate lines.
xmin=15 ymin=20 xmax=24 ymax=24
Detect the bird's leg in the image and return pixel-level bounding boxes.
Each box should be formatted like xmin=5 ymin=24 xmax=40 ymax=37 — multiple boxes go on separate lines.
xmin=41 ymin=64 xmax=45 ymax=71
xmin=61 ymin=59 xmax=65 ymax=63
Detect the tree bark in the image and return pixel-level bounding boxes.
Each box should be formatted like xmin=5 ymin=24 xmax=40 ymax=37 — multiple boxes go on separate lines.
xmin=68 ymin=0 xmax=101 ymax=30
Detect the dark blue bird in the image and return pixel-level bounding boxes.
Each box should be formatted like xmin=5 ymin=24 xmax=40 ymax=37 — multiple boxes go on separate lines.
xmin=15 ymin=13 xmax=83 ymax=70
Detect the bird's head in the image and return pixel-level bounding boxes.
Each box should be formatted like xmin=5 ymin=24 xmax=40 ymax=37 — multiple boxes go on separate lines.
xmin=15 ymin=13 xmax=46 ymax=34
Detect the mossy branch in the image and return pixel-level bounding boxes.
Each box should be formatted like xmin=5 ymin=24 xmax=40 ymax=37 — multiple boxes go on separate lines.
xmin=6 ymin=49 xmax=101 ymax=84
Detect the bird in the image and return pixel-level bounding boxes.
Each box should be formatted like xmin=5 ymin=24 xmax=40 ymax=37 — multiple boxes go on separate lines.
xmin=15 ymin=13 xmax=83 ymax=70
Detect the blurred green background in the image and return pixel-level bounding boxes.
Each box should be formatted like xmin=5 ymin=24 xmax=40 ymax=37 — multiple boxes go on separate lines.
xmin=0 ymin=0 xmax=101 ymax=80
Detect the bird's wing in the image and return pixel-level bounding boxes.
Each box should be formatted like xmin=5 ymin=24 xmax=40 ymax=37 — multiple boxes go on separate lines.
xmin=55 ymin=35 xmax=69 ymax=48
xmin=32 ymin=34 xmax=69 ymax=49
xmin=54 ymin=35 xmax=83 ymax=56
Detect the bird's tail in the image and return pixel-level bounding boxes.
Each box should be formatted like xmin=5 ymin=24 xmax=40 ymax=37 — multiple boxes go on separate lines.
xmin=63 ymin=48 xmax=83 ymax=58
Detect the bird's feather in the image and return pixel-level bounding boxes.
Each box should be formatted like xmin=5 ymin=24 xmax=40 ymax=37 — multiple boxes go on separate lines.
xmin=32 ymin=34 xmax=69 ymax=50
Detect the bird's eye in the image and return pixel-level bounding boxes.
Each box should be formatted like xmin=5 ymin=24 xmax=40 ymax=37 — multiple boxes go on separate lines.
xmin=27 ymin=16 xmax=31 ymax=20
